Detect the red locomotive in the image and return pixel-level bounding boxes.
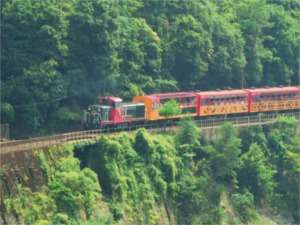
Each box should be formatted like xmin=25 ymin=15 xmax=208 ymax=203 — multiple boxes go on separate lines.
xmin=84 ymin=86 xmax=300 ymax=128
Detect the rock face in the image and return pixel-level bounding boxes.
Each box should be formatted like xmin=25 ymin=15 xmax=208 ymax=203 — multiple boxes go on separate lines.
xmin=0 ymin=150 xmax=46 ymax=225
xmin=0 ymin=143 xmax=178 ymax=225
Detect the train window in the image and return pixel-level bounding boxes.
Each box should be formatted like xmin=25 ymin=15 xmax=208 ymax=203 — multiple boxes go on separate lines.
xmin=219 ymin=98 xmax=224 ymax=104
xmin=215 ymin=98 xmax=220 ymax=105
xmin=152 ymin=102 xmax=160 ymax=109
xmin=203 ymin=99 xmax=208 ymax=105
xmin=218 ymin=98 xmax=223 ymax=105
xmin=214 ymin=98 xmax=217 ymax=103
xmin=160 ymin=99 xmax=167 ymax=104
xmin=290 ymin=93 xmax=296 ymax=99
xmin=113 ymin=102 xmax=121 ymax=108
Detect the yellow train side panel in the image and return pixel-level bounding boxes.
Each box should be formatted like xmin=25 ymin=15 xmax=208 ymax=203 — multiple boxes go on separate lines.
xmin=251 ymin=100 xmax=300 ymax=112
xmin=200 ymin=103 xmax=248 ymax=116
xmin=133 ymin=96 xmax=159 ymax=120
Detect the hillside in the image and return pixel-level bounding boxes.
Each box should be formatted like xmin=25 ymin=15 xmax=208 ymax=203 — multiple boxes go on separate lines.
xmin=2 ymin=0 xmax=300 ymax=137
xmin=1 ymin=116 xmax=299 ymax=225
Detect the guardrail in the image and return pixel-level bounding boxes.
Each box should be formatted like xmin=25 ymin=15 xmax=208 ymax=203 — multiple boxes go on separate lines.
xmin=1 ymin=111 xmax=299 ymax=155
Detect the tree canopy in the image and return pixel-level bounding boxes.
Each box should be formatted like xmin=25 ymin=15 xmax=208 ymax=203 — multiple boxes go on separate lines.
xmin=3 ymin=117 xmax=300 ymax=224
xmin=2 ymin=0 xmax=300 ymax=136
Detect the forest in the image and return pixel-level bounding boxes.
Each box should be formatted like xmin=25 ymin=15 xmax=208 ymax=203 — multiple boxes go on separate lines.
xmin=1 ymin=0 xmax=300 ymax=137
xmin=2 ymin=117 xmax=300 ymax=225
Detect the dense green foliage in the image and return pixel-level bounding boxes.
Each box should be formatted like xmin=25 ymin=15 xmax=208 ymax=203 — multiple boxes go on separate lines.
xmin=3 ymin=117 xmax=300 ymax=224
xmin=75 ymin=116 xmax=299 ymax=224
xmin=4 ymin=146 xmax=115 ymax=225
xmin=1 ymin=0 xmax=299 ymax=136
xmin=158 ymin=99 xmax=182 ymax=117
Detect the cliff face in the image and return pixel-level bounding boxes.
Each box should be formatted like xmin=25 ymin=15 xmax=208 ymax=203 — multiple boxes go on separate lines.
xmin=1 ymin=118 xmax=299 ymax=225
xmin=0 ymin=150 xmax=46 ymax=225
xmin=0 ymin=142 xmax=178 ymax=225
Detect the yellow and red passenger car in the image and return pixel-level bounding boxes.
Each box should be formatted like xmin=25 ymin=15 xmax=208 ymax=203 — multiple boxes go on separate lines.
xmin=133 ymin=92 xmax=197 ymax=120
xmin=196 ymin=90 xmax=249 ymax=116
xmin=247 ymin=87 xmax=300 ymax=113
xmin=84 ymin=86 xmax=300 ymax=128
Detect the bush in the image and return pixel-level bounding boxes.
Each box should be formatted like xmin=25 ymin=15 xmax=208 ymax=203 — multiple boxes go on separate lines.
xmin=176 ymin=118 xmax=201 ymax=146
xmin=159 ymin=99 xmax=182 ymax=117
xmin=231 ymin=189 xmax=256 ymax=222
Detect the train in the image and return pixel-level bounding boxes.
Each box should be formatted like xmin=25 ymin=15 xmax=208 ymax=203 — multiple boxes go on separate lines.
xmin=84 ymin=86 xmax=300 ymax=128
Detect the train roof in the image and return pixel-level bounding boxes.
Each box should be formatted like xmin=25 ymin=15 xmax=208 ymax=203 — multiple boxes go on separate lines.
xmin=122 ymin=102 xmax=144 ymax=107
xmin=97 ymin=96 xmax=122 ymax=103
xmin=146 ymin=92 xmax=197 ymax=100
xmin=246 ymin=86 xmax=299 ymax=93
xmin=197 ymin=89 xmax=247 ymax=96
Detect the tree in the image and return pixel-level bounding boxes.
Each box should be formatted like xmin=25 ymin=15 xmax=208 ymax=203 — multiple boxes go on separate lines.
xmin=5 ymin=185 xmax=57 ymax=225
xmin=239 ymin=125 xmax=268 ymax=153
xmin=237 ymin=143 xmax=275 ymax=202
xmin=48 ymin=157 xmax=101 ymax=219
xmin=159 ymin=99 xmax=182 ymax=117
xmin=66 ymin=0 xmax=120 ymax=100
xmin=236 ymin=0 xmax=272 ymax=86
xmin=202 ymin=2 xmax=246 ymax=89
xmin=1 ymin=0 xmax=71 ymax=135
xmin=231 ymin=189 xmax=255 ymax=222
xmin=262 ymin=4 xmax=300 ymax=85
xmin=211 ymin=123 xmax=241 ymax=182
xmin=267 ymin=116 xmax=300 ymax=222
xmin=176 ymin=118 xmax=201 ymax=146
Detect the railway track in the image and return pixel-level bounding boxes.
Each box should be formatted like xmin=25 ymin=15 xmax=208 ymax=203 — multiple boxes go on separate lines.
xmin=1 ymin=111 xmax=299 ymax=155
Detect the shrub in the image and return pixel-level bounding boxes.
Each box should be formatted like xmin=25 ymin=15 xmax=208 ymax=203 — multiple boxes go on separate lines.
xmin=231 ymin=189 xmax=256 ymax=222
xmin=159 ymin=99 xmax=182 ymax=117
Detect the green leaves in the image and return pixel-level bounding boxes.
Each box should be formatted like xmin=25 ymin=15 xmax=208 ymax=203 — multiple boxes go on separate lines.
xmin=2 ymin=0 xmax=299 ymax=136
xmin=159 ymin=99 xmax=182 ymax=117
xmin=231 ymin=189 xmax=255 ymax=222
xmin=211 ymin=123 xmax=242 ymax=182
xmin=237 ymin=143 xmax=275 ymax=202
xmin=5 ymin=185 xmax=56 ymax=225
xmin=176 ymin=118 xmax=201 ymax=146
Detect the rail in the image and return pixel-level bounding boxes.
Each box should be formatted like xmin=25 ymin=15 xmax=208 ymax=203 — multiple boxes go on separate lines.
xmin=0 ymin=111 xmax=299 ymax=155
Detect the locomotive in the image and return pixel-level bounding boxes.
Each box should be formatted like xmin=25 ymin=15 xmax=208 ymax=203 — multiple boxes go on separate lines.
xmin=84 ymin=86 xmax=300 ymax=128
